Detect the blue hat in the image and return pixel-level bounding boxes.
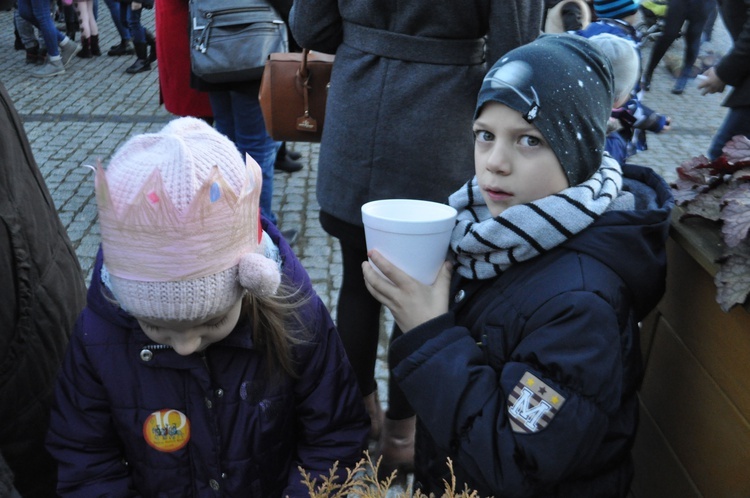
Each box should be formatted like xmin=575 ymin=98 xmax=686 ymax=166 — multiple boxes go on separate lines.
xmin=593 ymin=0 xmax=639 ymax=19
xmin=475 ymin=34 xmax=614 ymax=186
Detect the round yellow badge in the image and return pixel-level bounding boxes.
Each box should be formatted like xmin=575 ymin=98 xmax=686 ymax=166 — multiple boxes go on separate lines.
xmin=143 ymin=409 xmax=191 ymax=452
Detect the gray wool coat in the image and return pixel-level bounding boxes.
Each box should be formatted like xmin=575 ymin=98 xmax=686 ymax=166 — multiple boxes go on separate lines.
xmin=290 ymin=1 xmax=544 ymax=227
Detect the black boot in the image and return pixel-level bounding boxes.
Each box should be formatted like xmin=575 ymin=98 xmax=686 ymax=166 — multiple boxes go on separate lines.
xmin=25 ymin=44 xmax=42 ymax=64
xmin=76 ymin=36 xmax=92 ymax=58
xmin=90 ymin=34 xmax=101 ymax=56
xmin=108 ymin=39 xmax=134 ymax=56
xmin=125 ymin=43 xmax=151 ymax=73
xmin=145 ymin=29 xmax=156 ymax=62
xmin=14 ymin=28 xmax=24 ymax=50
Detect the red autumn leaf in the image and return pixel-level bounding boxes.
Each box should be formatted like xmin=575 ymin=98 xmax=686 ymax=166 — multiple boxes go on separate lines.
xmin=676 ymin=154 xmax=714 ymax=183
xmin=720 ymin=184 xmax=750 ymax=247
xmin=723 ymin=135 xmax=750 ymax=164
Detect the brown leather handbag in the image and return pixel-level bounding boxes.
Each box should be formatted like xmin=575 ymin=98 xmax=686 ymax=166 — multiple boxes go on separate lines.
xmin=258 ymin=48 xmax=335 ymax=143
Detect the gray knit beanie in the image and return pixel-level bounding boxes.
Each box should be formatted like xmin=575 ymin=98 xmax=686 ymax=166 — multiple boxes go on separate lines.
xmin=475 ymin=34 xmax=615 ymax=186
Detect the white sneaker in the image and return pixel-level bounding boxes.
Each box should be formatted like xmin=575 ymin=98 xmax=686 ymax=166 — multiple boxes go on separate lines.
xmin=59 ymin=41 xmax=80 ymax=67
xmin=31 ymin=58 xmax=65 ymax=78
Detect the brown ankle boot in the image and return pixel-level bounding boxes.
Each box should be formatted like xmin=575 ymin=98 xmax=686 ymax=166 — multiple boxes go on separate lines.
xmin=363 ymin=391 xmax=384 ymax=442
xmin=76 ymin=36 xmax=92 ymax=58
xmin=377 ymin=416 xmax=416 ymax=477
xmin=90 ymin=34 xmax=101 ymax=56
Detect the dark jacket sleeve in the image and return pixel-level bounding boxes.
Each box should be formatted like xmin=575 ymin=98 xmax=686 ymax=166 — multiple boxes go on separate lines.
xmin=282 ymin=296 xmax=369 ymax=496
xmin=716 ymin=0 xmax=750 ymax=88
xmin=288 ymin=0 xmax=343 ymax=54
xmin=269 ymin=223 xmax=368 ymax=496
xmin=46 ymin=316 xmax=139 ymax=498
xmin=390 ymin=291 xmax=624 ymax=496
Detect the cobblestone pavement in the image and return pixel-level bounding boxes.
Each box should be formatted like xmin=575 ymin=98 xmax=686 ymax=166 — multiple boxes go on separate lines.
xmin=0 ymin=5 xmax=734 ymax=429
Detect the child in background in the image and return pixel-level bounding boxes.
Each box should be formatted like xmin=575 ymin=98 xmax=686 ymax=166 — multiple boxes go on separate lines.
xmin=363 ymin=34 xmax=673 ymax=497
xmin=578 ymin=0 xmax=672 ymax=160
xmin=46 ymin=117 xmax=369 ymax=496
xmin=588 ymin=32 xmax=642 ymax=165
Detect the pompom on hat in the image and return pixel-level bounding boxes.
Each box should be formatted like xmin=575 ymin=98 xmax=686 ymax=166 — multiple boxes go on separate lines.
xmin=475 ymin=34 xmax=615 ymax=186
xmin=95 ymin=117 xmax=281 ymax=322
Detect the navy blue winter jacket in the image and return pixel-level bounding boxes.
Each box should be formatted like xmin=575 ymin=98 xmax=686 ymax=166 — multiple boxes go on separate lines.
xmin=390 ymin=165 xmax=674 ymax=497
xmin=46 ymin=219 xmax=369 ymax=497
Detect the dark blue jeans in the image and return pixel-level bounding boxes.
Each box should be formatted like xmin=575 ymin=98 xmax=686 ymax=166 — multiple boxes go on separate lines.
xmin=128 ymin=4 xmax=144 ymax=43
xmin=17 ymin=0 xmax=64 ymax=56
xmin=708 ymin=106 xmax=750 ymax=159
xmin=105 ymin=0 xmax=130 ymax=40
xmin=208 ymin=90 xmax=280 ymax=224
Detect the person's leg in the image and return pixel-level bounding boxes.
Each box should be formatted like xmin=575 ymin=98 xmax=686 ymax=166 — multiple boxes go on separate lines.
xmin=76 ymin=2 xmax=90 ymax=38
xmin=642 ymin=0 xmax=687 ymax=88
xmin=15 ymin=8 xmax=44 ymax=63
xmin=18 ymin=0 xmax=64 ymax=57
xmin=103 ymin=0 xmax=128 ymax=40
xmin=108 ymin=0 xmax=133 ymax=55
xmin=125 ymin=5 xmax=150 ymax=72
xmin=702 ymin=0 xmax=718 ymax=42
xmin=63 ymin=3 xmax=78 ymax=40
xmin=87 ymin=1 xmax=100 ymax=55
xmin=127 ymin=4 xmax=144 ymax=43
xmin=707 ymin=107 xmax=750 ymax=160
xmin=209 ymin=91 xmax=280 ymax=225
xmin=14 ymin=8 xmax=37 ymax=47
xmin=682 ymin=4 xmax=710 ymax=71
xmin=335 ymin=236 xmax=383 ymax=396
xmin=673 ymin=0 xmax=713 ymax=94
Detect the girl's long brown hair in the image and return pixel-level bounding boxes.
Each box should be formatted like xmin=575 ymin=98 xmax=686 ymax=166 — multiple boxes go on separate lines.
xmin=243 ymin=282 xmax=312 ymax=381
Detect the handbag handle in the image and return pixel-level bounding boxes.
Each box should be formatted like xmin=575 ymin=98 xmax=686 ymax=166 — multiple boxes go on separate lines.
xmin=296 ymin=48 xmax=317 ymax=130
xmin=298 ymin=48 xmax=311 ymax=80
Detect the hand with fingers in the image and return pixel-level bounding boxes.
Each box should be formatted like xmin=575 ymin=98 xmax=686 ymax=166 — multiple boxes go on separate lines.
xmin=362 ymin=250 xmax=453 ymax=333
xmin=697 ymin=67 xmax=726 ymax=96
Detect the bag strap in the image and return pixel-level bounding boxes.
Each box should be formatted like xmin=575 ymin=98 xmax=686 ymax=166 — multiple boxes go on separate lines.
xmin=342 ymin=21 xmax=485 ymax=66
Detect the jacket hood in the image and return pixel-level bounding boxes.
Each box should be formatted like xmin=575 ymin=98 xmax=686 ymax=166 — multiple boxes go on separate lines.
xmin=564 ymin=163 xmax=674 ymax=319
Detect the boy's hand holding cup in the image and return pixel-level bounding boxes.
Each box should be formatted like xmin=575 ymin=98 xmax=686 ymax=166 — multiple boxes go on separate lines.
xmin=361 ymin=199 xmax=456 ymax=332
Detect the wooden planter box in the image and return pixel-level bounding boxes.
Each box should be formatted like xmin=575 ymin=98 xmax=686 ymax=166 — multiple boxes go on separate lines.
xmin=632 ymin=209 xmax=750 ymax=497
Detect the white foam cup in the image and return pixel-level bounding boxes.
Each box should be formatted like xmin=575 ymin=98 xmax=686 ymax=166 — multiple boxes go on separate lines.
xmin=361 ymin=199 xmax=458 ymax=285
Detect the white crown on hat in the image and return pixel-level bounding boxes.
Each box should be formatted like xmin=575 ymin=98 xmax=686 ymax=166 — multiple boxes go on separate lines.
xmin=95 ymin=119 xmax=280 ymax=306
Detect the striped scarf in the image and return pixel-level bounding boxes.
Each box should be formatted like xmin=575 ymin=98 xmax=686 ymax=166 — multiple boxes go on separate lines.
xmin=449 ymin=156 xmax=624 ymax=280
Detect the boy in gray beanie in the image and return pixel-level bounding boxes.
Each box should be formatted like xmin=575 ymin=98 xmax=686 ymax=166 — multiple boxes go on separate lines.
xmin=362 ymin=34 xmax=674 ymax=497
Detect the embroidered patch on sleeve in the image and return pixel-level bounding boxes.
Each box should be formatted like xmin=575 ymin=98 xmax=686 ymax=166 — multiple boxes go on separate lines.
xmin=507 ymin=371 xmax=566 ymax=433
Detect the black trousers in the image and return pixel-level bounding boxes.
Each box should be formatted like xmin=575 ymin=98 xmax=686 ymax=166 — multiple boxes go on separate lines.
xmin=644 ymin=0 xmax=715 ymax=79
xmin=320 ymin=210 xmax=414 ymax=419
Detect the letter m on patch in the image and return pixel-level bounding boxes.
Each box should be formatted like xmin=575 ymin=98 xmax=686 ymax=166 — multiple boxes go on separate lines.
xmin=507 ymin=371 xmax=566 ymax=434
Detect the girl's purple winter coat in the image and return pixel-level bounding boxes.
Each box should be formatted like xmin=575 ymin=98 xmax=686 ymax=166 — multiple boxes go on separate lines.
xmin=46 ymin=220 xmax=369 ymax=497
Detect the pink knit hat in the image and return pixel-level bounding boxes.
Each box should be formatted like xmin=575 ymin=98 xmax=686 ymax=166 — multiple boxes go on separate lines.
xmin=95 ymin=117 xmax=281 ymax=321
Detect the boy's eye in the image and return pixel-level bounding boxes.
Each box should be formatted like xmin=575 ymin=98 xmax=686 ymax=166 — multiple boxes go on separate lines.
xmin=474 ymin=130 xmax=494 ymax=142
xmin=519 ymin=135 xmax=541 ymax=147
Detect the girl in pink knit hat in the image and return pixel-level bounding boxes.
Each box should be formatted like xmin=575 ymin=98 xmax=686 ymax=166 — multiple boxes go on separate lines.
xmin=46 ymin=117 xmax=368 ymax=496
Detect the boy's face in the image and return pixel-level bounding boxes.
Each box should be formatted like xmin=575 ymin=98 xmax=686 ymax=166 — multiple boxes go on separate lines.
xmin=135 ymin=298 xmax=243 ymax=356
xmin=473 ymin=102 xmax=569 ymax=217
